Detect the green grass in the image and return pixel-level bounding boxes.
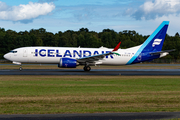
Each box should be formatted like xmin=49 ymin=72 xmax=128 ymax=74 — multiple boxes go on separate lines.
xmin=0 ymin=76 xmax=180 ymax=114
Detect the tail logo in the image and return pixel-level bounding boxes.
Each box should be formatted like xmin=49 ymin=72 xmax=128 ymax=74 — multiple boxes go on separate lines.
xmin=152 ymin=39 xmax=162 ymax=47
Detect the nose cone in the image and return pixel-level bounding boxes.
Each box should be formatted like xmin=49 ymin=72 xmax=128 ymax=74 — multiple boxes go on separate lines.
xmin=4 ymin=53 xmax=10 ymax=60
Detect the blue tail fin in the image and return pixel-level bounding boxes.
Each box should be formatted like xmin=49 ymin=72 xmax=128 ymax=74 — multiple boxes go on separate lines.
xmin=127 ymin=21 xmax=169 ymax=65
xmin=141 ymin=21 xmax=169 ymax=52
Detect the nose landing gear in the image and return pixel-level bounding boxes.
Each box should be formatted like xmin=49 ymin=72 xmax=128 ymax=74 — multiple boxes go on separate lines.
xmin=19 ymin=65 xmax=22 ymax=71
xmin=12 ymin=62 xmax=22 ymax=71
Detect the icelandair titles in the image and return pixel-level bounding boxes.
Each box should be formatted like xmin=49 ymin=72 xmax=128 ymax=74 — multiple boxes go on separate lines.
xmin=35 ymin=49 xmax=114 ymax=58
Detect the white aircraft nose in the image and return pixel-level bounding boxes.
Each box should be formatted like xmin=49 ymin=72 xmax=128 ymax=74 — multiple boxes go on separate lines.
xmin=4 ymin=53 xmax=9 ymax=60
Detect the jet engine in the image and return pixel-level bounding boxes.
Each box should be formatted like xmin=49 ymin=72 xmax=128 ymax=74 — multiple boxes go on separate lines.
xmin=58 ymin=58 xmax=79 ymax=68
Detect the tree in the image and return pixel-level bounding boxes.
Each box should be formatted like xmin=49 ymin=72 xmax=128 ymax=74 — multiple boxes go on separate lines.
xmin=79 ymin=28 xmax=89 ymax=32
xmin=35 ymin=38 xmax=43 ymax=46
xmin=175 ymin=32 xmax=179 ymax=37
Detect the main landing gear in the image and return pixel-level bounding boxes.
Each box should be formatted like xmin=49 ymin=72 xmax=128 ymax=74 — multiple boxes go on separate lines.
xmin=83 ymin=66 xmax=91 ymax=71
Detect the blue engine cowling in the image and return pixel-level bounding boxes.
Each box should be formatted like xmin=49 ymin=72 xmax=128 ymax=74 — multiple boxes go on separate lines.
xmin=58 ymin=58 xmax=78 ymax=68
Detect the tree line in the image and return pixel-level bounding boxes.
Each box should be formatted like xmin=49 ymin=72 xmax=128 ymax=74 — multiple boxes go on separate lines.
xmin=0 ymin=27 xmax=180 ymax=60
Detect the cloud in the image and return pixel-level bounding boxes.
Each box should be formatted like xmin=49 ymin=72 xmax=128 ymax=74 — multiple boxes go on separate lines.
xmin=57 ymin=4 xmax=126 ymax=22
xmin=38 ymin=0 xmax=58 ymax=3
xmin=0 ymin=1 xmax=9 ymax=11
xmin=73 ymin=7 xmax=98 ymax=21
xmin=0 ymin=2 xmax=55 ymax=23
xmin=126 ymin=0 xmax=180 ymax=20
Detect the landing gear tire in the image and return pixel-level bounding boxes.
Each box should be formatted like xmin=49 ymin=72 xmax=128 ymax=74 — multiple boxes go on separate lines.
xmin=83 ymin=66 xmax=91 ymax=71
xmin=19 ymin=66 xmax=22 ymax=71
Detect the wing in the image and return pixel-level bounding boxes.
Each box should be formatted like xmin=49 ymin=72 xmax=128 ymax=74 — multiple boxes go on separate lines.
xmin=77 ymin=52 xmax=112 ymax=63
xmin=76 ymin=42 xmax=121 ymax=63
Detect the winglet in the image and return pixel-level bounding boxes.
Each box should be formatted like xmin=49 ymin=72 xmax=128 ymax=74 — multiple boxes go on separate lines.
xmin=112 ymin=42 xmax=121 ymax=51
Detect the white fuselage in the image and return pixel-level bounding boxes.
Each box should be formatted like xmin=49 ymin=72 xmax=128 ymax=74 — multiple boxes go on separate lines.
xmin=4 ymin=46 xmax=141 ymax=65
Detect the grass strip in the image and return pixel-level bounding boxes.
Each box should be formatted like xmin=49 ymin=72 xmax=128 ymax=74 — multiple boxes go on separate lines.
xmin=0 ymin=76 xmax=180 ymax=114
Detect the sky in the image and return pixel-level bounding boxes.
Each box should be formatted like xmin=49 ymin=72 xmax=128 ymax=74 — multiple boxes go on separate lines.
xmin=0 ymin=0 xmax=180 ymax=36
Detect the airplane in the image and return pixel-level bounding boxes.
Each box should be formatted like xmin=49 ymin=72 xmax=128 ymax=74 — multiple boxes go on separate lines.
xmin=4 ymin=21 xmax=175 ymax=71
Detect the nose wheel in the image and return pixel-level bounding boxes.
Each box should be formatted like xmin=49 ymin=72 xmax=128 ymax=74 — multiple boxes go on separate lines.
xmin=83 ymin=66 xmax=91 ymax=71
xmin=19 ymin=65 xmax=23 ymax=71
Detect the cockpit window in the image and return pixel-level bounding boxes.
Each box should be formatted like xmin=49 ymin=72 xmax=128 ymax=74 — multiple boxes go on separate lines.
xmin=10 ymin=51 xmax=17 ymax=53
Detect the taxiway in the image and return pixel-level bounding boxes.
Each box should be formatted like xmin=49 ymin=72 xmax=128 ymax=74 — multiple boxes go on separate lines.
xmin=0 ymin=112 xmax=180 ymax=120
xmin=0 ymin=69 xmax=180 ymax=75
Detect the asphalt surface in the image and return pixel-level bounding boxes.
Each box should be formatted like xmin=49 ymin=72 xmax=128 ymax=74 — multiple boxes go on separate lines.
xmin=0 ymin=112 xmax=180 ymax=120
xmin=1 ymin=69 xmax=180 ymax=75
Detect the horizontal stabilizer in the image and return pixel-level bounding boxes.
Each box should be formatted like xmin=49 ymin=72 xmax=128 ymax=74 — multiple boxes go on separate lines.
xmin=149 ymin=49 xmax=175 ymax=55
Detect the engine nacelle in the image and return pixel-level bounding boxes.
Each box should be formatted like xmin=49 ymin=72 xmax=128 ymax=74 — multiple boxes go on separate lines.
xmin=160 ymin=52 xmax=169 ymax=58
xmin=58 ymin=58 xmax=79 ymax=68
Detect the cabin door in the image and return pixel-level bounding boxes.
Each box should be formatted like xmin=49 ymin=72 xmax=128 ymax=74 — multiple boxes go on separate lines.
xmin=23 ymin=49 xmax=28 ymax=57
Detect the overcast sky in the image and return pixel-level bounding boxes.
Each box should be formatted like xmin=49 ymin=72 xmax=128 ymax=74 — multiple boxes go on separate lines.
xmin=0 ymin=0 xmax=180 ymax=36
